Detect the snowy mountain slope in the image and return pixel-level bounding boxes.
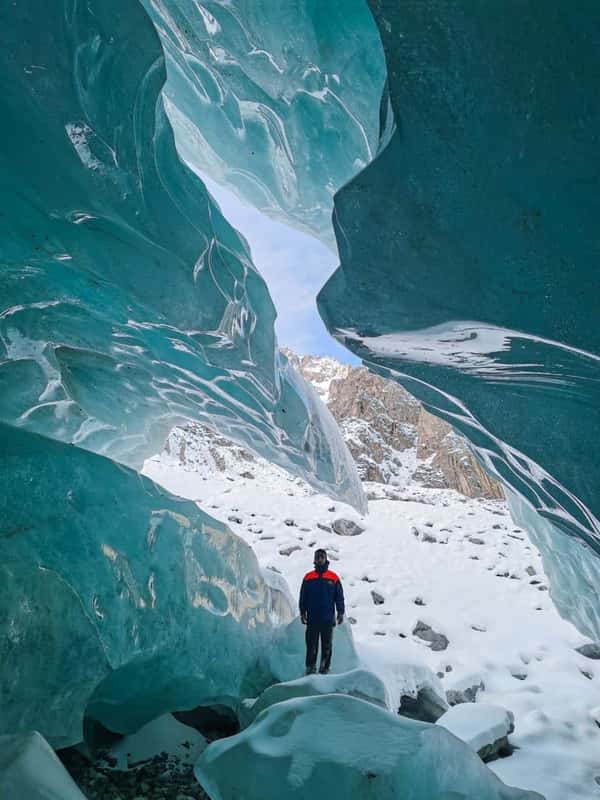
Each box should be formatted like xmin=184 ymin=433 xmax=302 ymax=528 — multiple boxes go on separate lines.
xmin=144 ymin=445 xmax=600 ymax=800
xmin=143 ymin=355 xmax=600 ymax=799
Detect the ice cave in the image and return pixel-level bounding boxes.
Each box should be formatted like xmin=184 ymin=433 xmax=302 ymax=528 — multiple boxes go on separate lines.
xmin=0 ymin=1 xmax=598 ymax=798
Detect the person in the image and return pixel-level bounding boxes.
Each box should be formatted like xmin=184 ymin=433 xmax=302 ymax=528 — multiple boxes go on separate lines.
xmin=299 ymin=548 xmax=345 ymax=675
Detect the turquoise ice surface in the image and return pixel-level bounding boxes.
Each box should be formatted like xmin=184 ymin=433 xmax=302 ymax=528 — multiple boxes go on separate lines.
xmin=318 ymin=0 xmax=600 ymax=635
xmin=0 ymin=423 xmax=280 ymax=747
xmin=0 ymin=0 xmax=364 ymax=510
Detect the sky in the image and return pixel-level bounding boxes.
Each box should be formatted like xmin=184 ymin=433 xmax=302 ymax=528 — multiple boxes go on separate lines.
xmin=201 ymin=173 xmax=360 ymax=365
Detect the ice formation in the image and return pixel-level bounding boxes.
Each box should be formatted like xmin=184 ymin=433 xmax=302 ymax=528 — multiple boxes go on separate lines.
xmin=242 ymin=668 xmax=389 ymax=727
xmin=268 ymin=616 xmax=360 ymax=684
xmin=195 ymin=694 xmax=542 ymax=800
xmin=0 ymin=423 xmax=279 ymax=747
xmin=142 ymin=0 xmax=385 ymax=243
xmin=0 ymin=0 xmax=364 ymax=510
xmin=317 ymin=1 xmax=600 ymax=635
xmin=0 ymin=732 xmax=87 ymax=800
xmin=120 ymin=0 xmax=600 ymax=639
xmin=1 ymin=0 xmax=598 ymax=796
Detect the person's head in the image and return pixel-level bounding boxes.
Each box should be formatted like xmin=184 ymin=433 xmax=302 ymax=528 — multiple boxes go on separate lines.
xmin=314 ymin=548 xmax=327 ymax=567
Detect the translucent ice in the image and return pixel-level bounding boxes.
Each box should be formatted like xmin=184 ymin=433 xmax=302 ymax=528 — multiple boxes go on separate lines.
xmin=195 ymin=694 xmax=542 ymax=799
xmin=318 ymin=1 xmax=600 ymax=630
xmin=0 ymin=732 xmax=87 ymax=800
xmin=268 ymin=617 xmax=360 ymax=684
xmin=143 ymin=0 xmax=386 ymax=243
xmin=0 ymin=423 xmax=278 ymax=747
xmin=0 ymin=0 xmax=364 ymax=511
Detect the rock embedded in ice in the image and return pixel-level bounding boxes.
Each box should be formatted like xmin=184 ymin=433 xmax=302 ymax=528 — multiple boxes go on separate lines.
xmin=0 ymin=731 xmax=87 ymax=800
xmin=195 ymin=694 xmax=542 ymax=799
xmin=332 ymin=518 xmax=365 ymax=536
xmin=436 ymin=704 xmax=515 ymax=762
xmin=241 ymin=668 xmax=389 ymax=728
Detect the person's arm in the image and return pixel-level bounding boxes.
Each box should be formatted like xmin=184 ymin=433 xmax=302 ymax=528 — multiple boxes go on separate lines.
xmin=335 ymin=578 xmax=345 ymax=624
xmin=299 ymin=578 xmax=308 ymax=624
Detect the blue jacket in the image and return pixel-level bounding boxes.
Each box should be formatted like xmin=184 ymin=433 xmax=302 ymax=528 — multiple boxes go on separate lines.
xmin=299 ymin=561 xmax=345 ymax=625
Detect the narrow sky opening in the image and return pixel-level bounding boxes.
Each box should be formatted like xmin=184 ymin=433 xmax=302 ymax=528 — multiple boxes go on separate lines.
xmin=201 ymin=173 xmax=360 ymax=365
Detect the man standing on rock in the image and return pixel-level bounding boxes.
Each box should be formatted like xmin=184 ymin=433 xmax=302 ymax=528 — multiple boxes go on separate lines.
xmin=299 ymin=548 xmax=345 ymax=675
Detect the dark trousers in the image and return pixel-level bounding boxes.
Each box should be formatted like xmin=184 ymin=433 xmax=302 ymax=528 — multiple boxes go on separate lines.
xmin=305 ymin=623 xmax=334 ymax=673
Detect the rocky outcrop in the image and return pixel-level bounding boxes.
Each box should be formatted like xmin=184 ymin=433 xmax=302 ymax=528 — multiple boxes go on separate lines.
xmin=162 ymin=353 xmax=503 ymax=500
xmin=415 ymin=409 xmax=504 ymax=500
xmin=321 ymin=363 xmax=502 ymax=499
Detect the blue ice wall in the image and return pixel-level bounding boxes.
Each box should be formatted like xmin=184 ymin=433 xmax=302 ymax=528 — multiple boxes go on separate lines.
xmin=143 ymin=0 xmax=385 ymax=244
xmin=0 ymin=423 xmax=278 ymax=747
xmin=318 ymin=0 xmax=600 ymax=634
xmin=0 ymin=0 xmax=364 ymax=510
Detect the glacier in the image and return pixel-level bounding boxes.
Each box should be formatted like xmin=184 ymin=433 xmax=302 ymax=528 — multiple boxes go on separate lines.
xmin=0 ymin=422 xmax=284 ymax=748
xmin=0 ymin=0 xmax=364 ymax=510
xmin=142 ymin=0 xmax=386 ymax=243
xmin=1 ymin=0 xmax=598 ymax=795
xmin=133 ymin=0 xmax=600 ymax=638
xmin=317 ymin=1 xmax=600 ymax=636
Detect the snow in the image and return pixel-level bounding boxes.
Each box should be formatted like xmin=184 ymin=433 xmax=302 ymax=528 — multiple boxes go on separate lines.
xmin=144 ymin=442 xmax=600 ymax=800
xmin=242 ymin=668 xmax=389 ymax=727
xmin=437 ymin=704 xmax=514 ymax=754
xmin=107 ymin=714 xmax=207 ymax=770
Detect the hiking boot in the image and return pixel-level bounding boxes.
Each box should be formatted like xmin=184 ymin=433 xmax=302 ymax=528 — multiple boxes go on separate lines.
xmin=305 ymin=667 xmax=316 ymax=675
xmin=318 ymin=668 xmax=329 ymax=675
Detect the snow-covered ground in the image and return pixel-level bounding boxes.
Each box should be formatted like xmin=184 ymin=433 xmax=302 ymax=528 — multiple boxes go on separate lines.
xmin=144 ymin=448 xmax=600 ymax=800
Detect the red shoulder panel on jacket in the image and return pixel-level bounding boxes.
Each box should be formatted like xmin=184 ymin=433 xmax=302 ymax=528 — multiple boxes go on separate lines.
xmin=303 ymin=570 xmax=319 ymax=581
xmin=322 ymin=570 xmax=339 ymax=582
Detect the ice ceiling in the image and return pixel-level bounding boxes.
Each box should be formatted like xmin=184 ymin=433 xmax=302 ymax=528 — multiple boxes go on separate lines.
xmin=0 ymin=0 xmax=598 ymax=751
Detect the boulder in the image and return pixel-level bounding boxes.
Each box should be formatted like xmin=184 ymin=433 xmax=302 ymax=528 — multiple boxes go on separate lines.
xmin=412 ymin=621 xmax=449 ymax=651
xmin=436 ymin=704 xmax=515 ymax=762
xmin=108 ymin=714 xmax=207 ymax=770
xmin=279 ymin=545 xmax=302 ymax=556
xmin=446 ymin=676 xmax=485 ymax=706
xmin=332 ymin=518 xmax=365 ymax=536
xmin=576 ymin=643 xmax=600 ymax=659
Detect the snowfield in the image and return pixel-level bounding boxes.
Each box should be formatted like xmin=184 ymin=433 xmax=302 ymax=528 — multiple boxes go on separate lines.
xmin=145 ymin=444 xmax=600 ymax=800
